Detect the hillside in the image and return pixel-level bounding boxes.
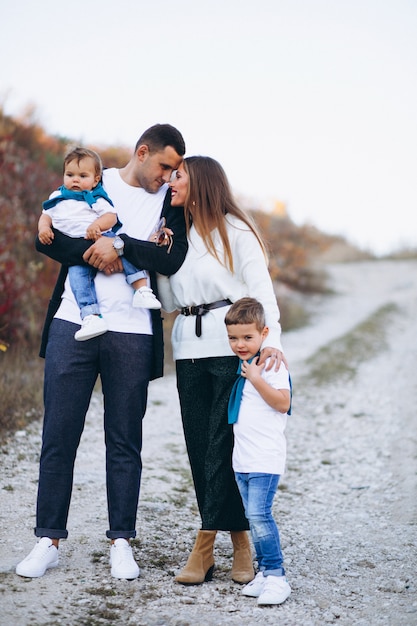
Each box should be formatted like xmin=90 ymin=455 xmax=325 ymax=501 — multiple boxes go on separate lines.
xmin=0 ymin=106 xmax=371 ymax=434
xmin=0 ymin=106 xmax=369 ymax=350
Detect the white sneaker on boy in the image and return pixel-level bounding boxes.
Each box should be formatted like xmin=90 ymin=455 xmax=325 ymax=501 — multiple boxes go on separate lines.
xmin=132 ymin=287 xmax=162 ymax=310
xmin=110 ymin=538 xmax=140 ymax=580
xmin=257 ymin=575 xmax=291 ymax=605
xmin=16 ymin=537 xmax=59 ymax=578
xmin=242 ymin=571 xmax=265 ymax=597
xmin=74 ymin=315 xmax=108 ymax=341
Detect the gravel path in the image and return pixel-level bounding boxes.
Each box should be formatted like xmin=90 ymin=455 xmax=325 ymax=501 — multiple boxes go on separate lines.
xmin=1 ymin=259 xmax=416 ymax=626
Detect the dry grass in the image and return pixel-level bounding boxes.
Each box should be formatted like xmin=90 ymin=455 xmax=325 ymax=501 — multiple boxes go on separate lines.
xmin=302 ymin=302 xmax=399 ymax=387
xmin=0 ymin=347 xmax=44 ymax=435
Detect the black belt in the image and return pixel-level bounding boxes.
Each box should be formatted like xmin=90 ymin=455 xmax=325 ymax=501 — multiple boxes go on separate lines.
xmin=180 ymin=299 xmax=232 ymax=337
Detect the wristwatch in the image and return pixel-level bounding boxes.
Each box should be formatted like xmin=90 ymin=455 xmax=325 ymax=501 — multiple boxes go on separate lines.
xmin=113 ymin=236 xmax=124 ymax=256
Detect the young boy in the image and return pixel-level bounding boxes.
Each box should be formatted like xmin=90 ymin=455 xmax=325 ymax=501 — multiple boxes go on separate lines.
xmin=38 ymin=147 xmax=162 ymax=341
xmin=225 ymin=297 xmax=292 ymax=606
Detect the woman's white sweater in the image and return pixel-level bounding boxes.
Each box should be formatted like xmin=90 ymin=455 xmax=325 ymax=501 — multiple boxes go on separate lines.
xmin=170 ymin=215 xmax=283 ymax=361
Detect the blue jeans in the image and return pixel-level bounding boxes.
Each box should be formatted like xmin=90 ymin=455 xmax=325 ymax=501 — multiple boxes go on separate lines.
xmin=35 ymin=318 xmax=153 ymax=539
xmin=235 ymin=472 xmax=285 ymax=576
xmin=68 ymin=265 xmax=100 ymax=319
xmin=121 ymin=260 xmax=147 ymax=286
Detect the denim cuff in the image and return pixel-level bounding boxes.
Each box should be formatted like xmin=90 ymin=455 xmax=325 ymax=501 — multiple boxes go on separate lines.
xmin=35 ymin=527 xmax=68 ymax=540
xmin=106 ymin=530 xmax=137 ymax=540
xmin=262 ymin=567 xmax=286 ymax=577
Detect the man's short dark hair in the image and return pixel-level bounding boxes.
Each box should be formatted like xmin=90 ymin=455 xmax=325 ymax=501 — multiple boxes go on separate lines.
xmin=135 ymin=124 xmax=186 ymax=156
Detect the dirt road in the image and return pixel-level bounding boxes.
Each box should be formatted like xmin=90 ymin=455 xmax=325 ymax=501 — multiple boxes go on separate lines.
xmin=1 ymin=259 xmax=416 ymax=625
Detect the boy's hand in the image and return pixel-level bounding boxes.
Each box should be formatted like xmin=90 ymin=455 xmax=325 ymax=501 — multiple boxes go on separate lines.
xmin=38 ymin=227 xmax=54 ymax=245
xmin=85 ymin=224 xmax=102 ymax=241
xmin=84 ymin=236 xmax=118 ymax=270
xmin=241 ymin=357 xmax=265 ymax=383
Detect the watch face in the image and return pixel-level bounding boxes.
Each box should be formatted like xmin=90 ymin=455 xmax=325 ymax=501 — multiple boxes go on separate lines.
xmin=114 ymin=238 xmax=123 ymax=249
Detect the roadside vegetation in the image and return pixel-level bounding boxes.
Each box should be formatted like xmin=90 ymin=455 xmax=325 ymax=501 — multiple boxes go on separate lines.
xmin=0 ymin=105 xmax=411 ymax=436
xmin=303 ymin=302 xmax=399 ymax=386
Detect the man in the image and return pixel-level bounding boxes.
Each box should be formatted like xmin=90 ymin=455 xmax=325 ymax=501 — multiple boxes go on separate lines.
xmin=16 ymin=124 xmax=187 ymax=580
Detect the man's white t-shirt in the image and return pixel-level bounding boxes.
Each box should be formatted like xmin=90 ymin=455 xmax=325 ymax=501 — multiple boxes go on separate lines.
xmin=232 ymin=361 xmax=290 ymax=475
xmin=55 ymin=168 xmax=168 ymax=335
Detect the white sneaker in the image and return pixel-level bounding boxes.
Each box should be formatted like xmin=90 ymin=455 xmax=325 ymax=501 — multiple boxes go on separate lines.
xmin=242 ymin=571 xmax=265 ymax=597
xmin=110 ymin=539 xmax=140 ymax=580
xmin=16 ymin=538 xmax=59 ymax=578
xmin=132 ymin=287 xmax=162 ymax=310
xmin=257 ymin=575 xmax=291 ymax=605
xmin=74 ymin=315 xmax=108 ymax=341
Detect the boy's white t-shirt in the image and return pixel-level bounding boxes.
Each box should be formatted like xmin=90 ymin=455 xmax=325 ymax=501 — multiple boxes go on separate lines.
xmin=43 ymin=195 xmax=115 ymax=238
xmin=232 ymin=361 xmax=290 ymax=475
xmin=55 ymin=168 xmax=168 ymax=334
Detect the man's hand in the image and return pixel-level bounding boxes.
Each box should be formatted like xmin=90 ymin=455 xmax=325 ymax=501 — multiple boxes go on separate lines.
xmin=258 ymin=348 xmax=288 ymax=372
xmin=83 ymin=236 xmax=118 ymax=270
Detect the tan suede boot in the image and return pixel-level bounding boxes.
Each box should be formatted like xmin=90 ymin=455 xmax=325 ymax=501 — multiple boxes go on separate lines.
xmin=230 ymin=531 xmax=255 ymax=583
xmin=175 ymin=530 xmax=217 ymax=585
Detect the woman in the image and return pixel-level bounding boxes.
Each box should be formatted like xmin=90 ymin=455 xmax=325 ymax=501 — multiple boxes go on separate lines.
xmin=168 ymin=156 xmax=285 ymax=585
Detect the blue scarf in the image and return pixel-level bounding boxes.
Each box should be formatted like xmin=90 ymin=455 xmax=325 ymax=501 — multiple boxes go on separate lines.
xmin=228 ymin=354 xmax=292 ymax=424
xmin=42 ymin=182 xmax=114 ymax=210
xmin=228 ymin=354 xmax=259 ymax=424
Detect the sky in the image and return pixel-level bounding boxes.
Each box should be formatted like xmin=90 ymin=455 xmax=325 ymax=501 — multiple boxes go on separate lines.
xmin=1 ymin=0 xmax=416 ymax=255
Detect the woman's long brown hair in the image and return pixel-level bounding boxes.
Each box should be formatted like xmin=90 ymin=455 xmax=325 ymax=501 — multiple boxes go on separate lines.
xmin=183 ymin=156 xmax=267 ymax=273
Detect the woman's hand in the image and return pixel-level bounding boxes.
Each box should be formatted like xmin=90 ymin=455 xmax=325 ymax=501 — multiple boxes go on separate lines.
xmin=258 ymin=348 xmax=288 ymax=372
xmin=102 ymin=258 xmax=124 ymax=276
xmin=149 ymin=226 xmax=173 ymax=245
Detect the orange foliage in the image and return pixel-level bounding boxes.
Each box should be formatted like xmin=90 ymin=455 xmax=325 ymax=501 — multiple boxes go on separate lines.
xmin=250 ymin=211 xmax=334 ymax=292
xmin=0 ymin=108 xmax=140 ymax=349
xmin=0 ymin=111 xmax=62 ymax=347
xmin=0 ymin=105 xmax=357 ymax=351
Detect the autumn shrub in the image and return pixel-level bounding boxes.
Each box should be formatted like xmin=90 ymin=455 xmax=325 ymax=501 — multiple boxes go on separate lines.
xmin=0 ymin=106 xmax=359 ymax=436
xmin=0 ymin=112 xmax=63 ymax=349
xmin=252 ymin=211 xmax=334 ymax=292
xmin=0 ymin=347 xmax=44 ymax=434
